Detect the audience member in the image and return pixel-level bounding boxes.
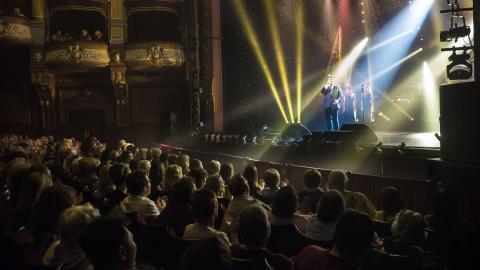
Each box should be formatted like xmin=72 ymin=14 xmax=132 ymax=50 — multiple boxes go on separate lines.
xmin=205 ymin=175 xmax=229 ymax=230
xmin=190 ymin=159 xmax=203 ymax=171
xmin=136 ymin=160 xmax=151 ymax=176
xmin=221 ymin=174 xmax=270 ymax=238
xmin=164 ymin=164 xmax=183 ymax=196
xmin=157 ymin=177 xmax=195 ymax=237
xmin=295 ymin=210 xmax=375 ymax=270
xmin=177 ymin=154 xmax=190 ymax=175
xmin=269 ymin=186 xmax=307 ymax=233
xmin=206 ymin=160 xmax=221 ymax=176
xmin=122 ymin=171 xmax=159 ymax=223
xmin=298 ymin=169 xmax=324 ymax=214
xmin=260 ymin=168 xmax=281 ymax=205
xmin=80 ymin=219 xmax=137 ymax=270
xmin=306 ymin=189 xmax=345 ymax=242
xmin=179 ymin=235 xmax=232 ymax=270
xmin=243 ymin=164 xmax=262 ymax=198
xmin=183 ymin=188 xmax=229 ymax=242
xmin=328 ymin=170 xmax=376 ymax=218
xmin=376 ymin=186 xmax=403 ymax=223
xmin=43 ymin=204 xmax=100 ymax=269
xmin=219 ymin=163 xmax=234 ymax=184
xmin=189 ymin=168 xmax=207 ymax=189
xmin=231 ymin=205 xmax=293 ymax=270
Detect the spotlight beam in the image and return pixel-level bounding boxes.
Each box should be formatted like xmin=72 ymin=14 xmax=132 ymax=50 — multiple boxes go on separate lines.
xmin=366 ymin=29 xmax=415 ymax=53
xmin=264 ymin=0 xmax=295 ymax=123
xmin=368 ymin=48 xmax=423 ymax=83
xmin=233 ymin=0 xmax=290 ymax=123
xmin=295 ymin=0 xmax=304 ymax=123
xmin=333 ymin=38 xmax=369 ymax=81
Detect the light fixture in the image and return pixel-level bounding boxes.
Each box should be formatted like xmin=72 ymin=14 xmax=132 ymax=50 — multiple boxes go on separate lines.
xmin=445 ymin=47 xmax=473 ymax=80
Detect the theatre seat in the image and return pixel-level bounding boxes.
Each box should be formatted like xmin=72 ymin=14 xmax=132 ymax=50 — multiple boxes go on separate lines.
xmin=232 ymin=258 xmax=273 ymax=270
xmin=267 ymin=224 xmax=331 ymax=257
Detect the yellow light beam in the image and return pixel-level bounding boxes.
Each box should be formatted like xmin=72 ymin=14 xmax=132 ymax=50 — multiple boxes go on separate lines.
xmin=264 ymin=0 xmax=295 ymax=123
xmin=295 ymin=0 xmax=304 ymax=123
xmin=233 ymin=0 xmax=290 ymax=123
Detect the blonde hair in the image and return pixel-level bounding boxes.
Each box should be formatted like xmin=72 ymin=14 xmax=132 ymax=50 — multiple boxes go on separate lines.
xmin=58 ymin=203 xmax=100 ymax=243
xmin=17 ymin=167 xmax=53 ymax=209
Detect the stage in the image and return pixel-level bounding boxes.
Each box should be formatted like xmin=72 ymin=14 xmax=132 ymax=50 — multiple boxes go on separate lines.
xmin=371 ymin=131 xmax=439 ymax=149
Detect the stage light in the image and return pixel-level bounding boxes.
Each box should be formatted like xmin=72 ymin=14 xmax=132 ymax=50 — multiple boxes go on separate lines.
xmin=233 ymin=0 xmax=290 ymax=123
xmin=295 ymin=0 xmax=304 ymax=123
xmin=440 ymin=25 xmax=471 ymax=42
xmin=446 ymin=48 xmax=473 ymax=80
xmin=264 ymin=0 xmax=295 ymax=123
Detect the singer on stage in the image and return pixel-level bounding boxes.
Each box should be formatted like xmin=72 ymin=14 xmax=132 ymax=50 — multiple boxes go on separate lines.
xmin=361 ymin=84 xmax=374 ymax=125
xmin=342 ymin=85 xmax=357 ymax=124
xmin=321 ymin=74 xmax=343 ymax=131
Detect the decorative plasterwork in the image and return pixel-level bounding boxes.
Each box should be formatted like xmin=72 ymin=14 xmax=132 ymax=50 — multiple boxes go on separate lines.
xmin=125 ymin=42 xmax=185 ymax=70
xmin=0 ymin=15 xmax=32 ymax=44
xmin=45 ymin=41 xmax=110 ymax=67
xmin=31 ymin=71 xmax=55 ymax=107
xmin=48 ymin=0 xmax=109 ymax=17
xmin=126 ymin=0 xmax=181 ymax=16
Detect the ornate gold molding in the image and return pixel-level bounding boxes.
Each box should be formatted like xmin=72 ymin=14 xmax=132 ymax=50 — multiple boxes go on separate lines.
xmin=45 ymin=41 xmax=110 ymax=67
xmin=125 ymin=41 xmax=185 ymax=70
xmin=0 ymin=15 xmax=32 ymax=44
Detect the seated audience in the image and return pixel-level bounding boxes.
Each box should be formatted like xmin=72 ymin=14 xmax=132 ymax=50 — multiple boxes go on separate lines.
xmin=298 ymin=169 xmax=324 ymax=214
xmin=164 ymin=164 xmax=183 ymax=196
xmin=179 ymin=235 xmax=232 ymax=270
xmin=243 ymin=164 xmax=262 ymax=199
xmin=424 ymin=187 xmax=475 ymax=269
xmin=189 ymin=168 xmax=207 ymax=189
xmin=43 ymin=204 xmax=100 ymax=269
xmin=183 ymin=188 xmax=229 ymax=242
xmin=269 ymin=186 xmax=307 ymax=233
xmin=219 ymin=163 xmax=234 ymax=184
xmin=205 ymin=175 xmax=229 ymax=230
xmin=221 ymin=174 xmax=269 ymax=238
xmin=294 ymin=210 xmax=375 ymax=270
xmin=177 ymin=154 xmax=190 ymax=176
xmin=190 ymin=159 xmax=203 ymax=171
xmin=375 ymin=186 xmax=404 ymax=223
xmin=80 ymin=219 xmax=137 ymax=270
xmin=167 ymin=154 xmax=179 ymax=165
xmin=136 ymin=160 xmax=151 ymax=176
xmin=231 ymin=205 xmax=293 ymax=270
xmin=157 ymin=177 xmax=195 ymax=237
xmin=260 ymin=169 xmax=281 ymax=205
xmin=384 ymin=210 xmax=442 ymax=269
xmin=122 ymin=171 xmax=160 ymax=223
xmin=328 ymin=170 xmax=376 ymax=218
xmin=206 ymin=160 xmax=221 ymax=176
xmin=305 ymin=189 xmax=345 ymax=242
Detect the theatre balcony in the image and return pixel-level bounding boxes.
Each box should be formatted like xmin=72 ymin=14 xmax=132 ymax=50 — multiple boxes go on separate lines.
xmin=44 ymin=40 xmax=110 ymax=70
xmin=0 ymin=14 xmax=32 ymax=46
xmin=125 ymin=41 xmax=185 ymax=70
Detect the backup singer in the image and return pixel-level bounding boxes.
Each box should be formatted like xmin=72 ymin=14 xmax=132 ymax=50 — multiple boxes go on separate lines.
xmin=321 ymin=74 xmax=343 ymax=131
xmin=342 ymin=85 xmax=357 ymax=124
xmin=360 ymin=84 xmax=374 ymax=125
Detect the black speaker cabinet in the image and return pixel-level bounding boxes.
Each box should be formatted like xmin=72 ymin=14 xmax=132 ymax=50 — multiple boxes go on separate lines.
xmin=440 ymin=82 xmax=480 ymax=164
xmin=340 ymin=124 xmax=378 ymax=144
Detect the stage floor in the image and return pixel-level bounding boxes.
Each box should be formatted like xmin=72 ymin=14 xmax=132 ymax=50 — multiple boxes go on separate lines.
xmin=374 ymin=131 xmax=440 ymax=148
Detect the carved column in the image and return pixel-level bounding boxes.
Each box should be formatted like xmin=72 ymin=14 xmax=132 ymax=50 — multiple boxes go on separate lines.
xmin=110 ymin=61 xmax=129 ymax=127
xmin=31 ymin=68 xmax=56 ymax=129
xmin=181 ymin=0 xmax=201 ymax=133
xmin=32 ymin=0 xmax=45 ymax=20
xmin=211 ymin=0 xmax=223 ymax=132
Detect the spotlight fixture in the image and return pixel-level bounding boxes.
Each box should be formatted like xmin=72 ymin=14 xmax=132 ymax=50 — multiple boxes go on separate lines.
xmin=440 ymin=0 xmax=474 ymax=80
xmin=443 ymin=47 xmax=473 ymax=80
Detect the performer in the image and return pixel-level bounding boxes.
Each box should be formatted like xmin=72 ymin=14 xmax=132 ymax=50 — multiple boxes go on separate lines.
xmin=321 ymin=74 xmax=343 ymax=131
xmin=360 ymin=84 xmax=374 ymax=125
xmin=342 ymin=85 xmax=357 ymax=124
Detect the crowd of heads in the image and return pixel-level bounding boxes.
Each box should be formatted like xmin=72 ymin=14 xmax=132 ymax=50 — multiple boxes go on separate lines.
xmin=0 ymin=133 xmax=475 ymax=270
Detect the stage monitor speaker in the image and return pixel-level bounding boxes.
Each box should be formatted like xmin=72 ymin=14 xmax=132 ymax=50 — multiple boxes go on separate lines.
xmin=340 ymin=124 xmax=378 ymax=144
